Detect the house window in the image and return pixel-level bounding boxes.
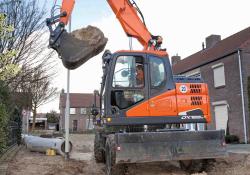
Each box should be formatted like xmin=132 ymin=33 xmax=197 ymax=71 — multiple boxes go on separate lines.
xmin=80 ymin=108 xmax=87 ymax=115
xmin=70 ymin=108 xmax=76 ymax=115
xmin=212 ymin=63 xmax=225 ymax=88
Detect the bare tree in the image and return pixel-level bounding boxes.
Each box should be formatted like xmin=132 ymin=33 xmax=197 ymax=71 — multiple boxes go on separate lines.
xmin=25 ymin=67 xmax=58 ymax=131
xmin=0 ymin=0 xmax=56 ymax=90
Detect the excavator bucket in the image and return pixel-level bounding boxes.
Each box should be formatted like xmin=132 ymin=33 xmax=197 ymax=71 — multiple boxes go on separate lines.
xmin=51 ymin=26 xmax=108 ymax=69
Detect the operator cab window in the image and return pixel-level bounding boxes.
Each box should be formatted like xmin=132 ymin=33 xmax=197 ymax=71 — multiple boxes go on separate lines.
xmin=112 ymin=55 xmax=144 ymax=88
xmin=150 ymin=56 xmax=166 ymax=88
xmin=111 ymin=55 xmax=145 ymax=110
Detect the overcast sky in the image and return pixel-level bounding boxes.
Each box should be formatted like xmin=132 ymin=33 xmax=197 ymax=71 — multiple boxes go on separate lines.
xmin=38 ymin=0 xmax=250 ymax=113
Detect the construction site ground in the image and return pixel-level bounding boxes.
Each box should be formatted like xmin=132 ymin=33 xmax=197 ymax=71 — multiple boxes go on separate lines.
xmin=6 ymin=134 xmax=250 ymax=175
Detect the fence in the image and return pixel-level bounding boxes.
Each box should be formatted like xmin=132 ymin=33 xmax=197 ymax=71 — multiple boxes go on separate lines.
xmin=6 ymin=121 xmax=19 ymax=147
xmin=0 ymin=121 xmax=19 ymax=157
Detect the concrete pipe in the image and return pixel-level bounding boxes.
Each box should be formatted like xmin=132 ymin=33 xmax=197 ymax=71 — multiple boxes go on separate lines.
xmin=24 ymin=135 xmax=72 ymax=156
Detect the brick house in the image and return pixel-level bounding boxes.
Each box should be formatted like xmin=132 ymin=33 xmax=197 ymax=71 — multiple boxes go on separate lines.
xmin=172 ymin=27 xmax=250 ymax=143
xmin=59 ymin=90 xmax=99 ymax=132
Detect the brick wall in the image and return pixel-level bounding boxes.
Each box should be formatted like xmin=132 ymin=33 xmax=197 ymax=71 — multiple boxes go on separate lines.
xmin=59 ymin=107 xmax=91 ymax=132
xmin=198 ymin=53 xmax=245 ymax=141
xmin=242 ymin=50 xmax=250 ymax=141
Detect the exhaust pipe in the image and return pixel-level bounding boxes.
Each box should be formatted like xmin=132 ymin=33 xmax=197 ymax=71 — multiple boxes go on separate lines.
xmin=24 ymin=135 xmax=72 ymax=156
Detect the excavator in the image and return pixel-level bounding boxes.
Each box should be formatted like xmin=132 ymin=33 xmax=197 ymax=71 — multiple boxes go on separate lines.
xmin=46 ymin=0 xmax=227 ymax=174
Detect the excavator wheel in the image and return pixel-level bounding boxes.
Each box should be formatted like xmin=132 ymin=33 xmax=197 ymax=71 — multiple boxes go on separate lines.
xmin=179 ymin=159 xmax=205 ymax=173
xmin=94 ymin=132 xmax=105 ymax=163
xmin=105 ymin=135 xmax=126 ymax=175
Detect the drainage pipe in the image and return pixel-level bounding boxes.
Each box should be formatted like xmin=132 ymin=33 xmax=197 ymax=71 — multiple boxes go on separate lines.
xmin=24 ymin=135 xmax=72 ymax=156
xmin=238 ymin=49 xmax=247 ymax=143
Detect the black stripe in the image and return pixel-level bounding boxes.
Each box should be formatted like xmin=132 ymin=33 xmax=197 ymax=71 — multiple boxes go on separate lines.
xmin=105 ymin=116 xmax=206 ymax=126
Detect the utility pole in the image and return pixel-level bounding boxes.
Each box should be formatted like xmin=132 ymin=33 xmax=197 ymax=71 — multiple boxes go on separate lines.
xmin=65 ymin=16 xmax=71 ymax=160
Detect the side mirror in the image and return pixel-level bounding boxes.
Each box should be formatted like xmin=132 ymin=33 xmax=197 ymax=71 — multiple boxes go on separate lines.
xmin=91 ymin=108 xmax=99 ymax=116
xmin=121 ymin=70 xmax=129 ymax=77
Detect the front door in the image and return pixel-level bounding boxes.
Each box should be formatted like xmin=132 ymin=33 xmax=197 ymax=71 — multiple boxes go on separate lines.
xmin=73 ymin=120 xmax=77 ymax=132
xmin=214 ymin=104 xmax=228 ymax=131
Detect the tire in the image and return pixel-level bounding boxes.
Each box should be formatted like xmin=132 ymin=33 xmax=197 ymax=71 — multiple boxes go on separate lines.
xmin=179 ymin=159 xmax=205 ymax=173
xmin=105 ymin=135 xmax=126 ymax=175
xmin=94 ymin=132 xmax=105 ymax=163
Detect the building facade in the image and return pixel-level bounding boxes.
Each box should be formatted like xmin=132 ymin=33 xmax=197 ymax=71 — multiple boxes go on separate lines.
xmin=59 ymin=90 xmax=99 ymax=132
xmin=172 ymin=27 xmax=250 ymax=142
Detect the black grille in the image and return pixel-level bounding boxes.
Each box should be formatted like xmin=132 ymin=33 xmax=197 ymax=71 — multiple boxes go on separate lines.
xmin=191 ymin=96 xmax=203 ymax=105
xmin=190 ymin=84 xmax=202 ymax=93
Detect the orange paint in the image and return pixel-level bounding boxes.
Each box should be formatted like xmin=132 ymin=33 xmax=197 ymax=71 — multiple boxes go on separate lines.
xmin=107 ymin=0 xmax=152 ymax=50
xmin=127 ymin=83 xmax=211 ymax=123
xmin=60 ymin=0 xmax=75 ymax=25
xmin=149 ymin=90 xmax=177 ymax=116
xmin=176 ymin=83 xmax=211 ymax=123
xmin=126 ymin=100 xmax=149 ymax=117
xmin=115 ymin=50 xmax=168 ymax=57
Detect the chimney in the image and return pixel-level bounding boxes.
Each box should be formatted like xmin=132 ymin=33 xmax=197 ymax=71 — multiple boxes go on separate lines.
xmin=171 ymin=55 xmax=181 ymax=66
xmin=205 ymin=34 xmax=221 ymax=49
xmin=61 ymin=88 xmax=65 ymax=94
xmin=202 ymin=42 xmax=205 ymax=50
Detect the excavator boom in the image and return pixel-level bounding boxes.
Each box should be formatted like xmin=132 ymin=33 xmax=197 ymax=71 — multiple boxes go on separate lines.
xmin=59 ymin=0 xmax=162 ymax=50
xmin=107 ymin=0 xmax=152 ymax=50
xmin=60 ymin=0 xmax=75 ymax=25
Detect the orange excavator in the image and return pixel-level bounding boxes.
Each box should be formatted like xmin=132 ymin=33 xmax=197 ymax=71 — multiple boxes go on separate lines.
xmin=46 ymin=0 xmax=227 ymax=174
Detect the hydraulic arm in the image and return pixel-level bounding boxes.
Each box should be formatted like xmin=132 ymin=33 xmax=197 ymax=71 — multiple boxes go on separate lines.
xmin=49 ymin=0 xmax=163 ymax=53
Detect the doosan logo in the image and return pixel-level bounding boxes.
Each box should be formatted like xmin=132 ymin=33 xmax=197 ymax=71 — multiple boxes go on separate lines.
xmin=179 ymin=85 xmax=188 ymax=93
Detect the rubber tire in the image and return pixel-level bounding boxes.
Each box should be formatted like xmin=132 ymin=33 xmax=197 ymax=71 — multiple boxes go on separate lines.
xmin=94 ymin=133 xmax=105 ymax=163
xmin=179 ymin=160 xmax=205 ymax=173
xmin=105 ymin=135 xmax=126 ymax=175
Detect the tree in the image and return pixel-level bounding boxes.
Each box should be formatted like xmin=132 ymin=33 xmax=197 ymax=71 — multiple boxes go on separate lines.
xmin=28 ymin=67 xmax=58 ymax=131
xmin=46 ymin=110 xmax=59 ymax=123
xmin=0 ymin=13 xmax=20 ymax=81
xmin=0 ymin=0 xmax=55 ymax=91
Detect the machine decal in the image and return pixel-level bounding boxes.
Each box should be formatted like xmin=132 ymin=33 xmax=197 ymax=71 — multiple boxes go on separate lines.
xmin=179 ymin=85 xmax=188 ymax=93
xmin=180 ymin=115 xmax=204 ymax=120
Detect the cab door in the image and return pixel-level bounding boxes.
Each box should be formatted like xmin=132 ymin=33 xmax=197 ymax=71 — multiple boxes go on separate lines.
xmin=110 ymin=53 xmax=150 ymax=117
xmin=148 ymin=54 xmax=177 ymax=116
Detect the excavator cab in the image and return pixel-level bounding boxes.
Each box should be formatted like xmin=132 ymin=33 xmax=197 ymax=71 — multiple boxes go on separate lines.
xmin=100 ymin=50 xmax=210 ymax=126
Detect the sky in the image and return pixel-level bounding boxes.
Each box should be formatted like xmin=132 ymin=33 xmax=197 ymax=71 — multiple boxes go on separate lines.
xmin=38 ymin=0 xmax=250 ymax=113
